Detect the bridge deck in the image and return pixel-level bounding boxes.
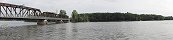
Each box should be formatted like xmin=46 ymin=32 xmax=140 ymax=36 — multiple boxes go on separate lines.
xmin=0 ymin=16 xmax=69 ymax=20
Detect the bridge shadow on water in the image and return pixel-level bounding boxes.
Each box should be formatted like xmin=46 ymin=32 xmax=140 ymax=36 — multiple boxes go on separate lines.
xmin=0 ymin=23 xmax=78 ymax=40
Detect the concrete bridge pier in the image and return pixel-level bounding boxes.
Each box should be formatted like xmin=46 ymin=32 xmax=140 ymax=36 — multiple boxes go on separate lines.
xmin=37 ymin=19 xmax=48 ymax=25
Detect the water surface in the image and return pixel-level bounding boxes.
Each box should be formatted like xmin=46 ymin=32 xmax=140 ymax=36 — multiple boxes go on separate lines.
xmin=0 ymin=21 xmax=173 ymax=40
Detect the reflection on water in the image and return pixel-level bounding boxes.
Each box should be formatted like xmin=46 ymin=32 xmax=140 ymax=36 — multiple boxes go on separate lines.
xmin=1 ymin=21 xmax=173 ymax=40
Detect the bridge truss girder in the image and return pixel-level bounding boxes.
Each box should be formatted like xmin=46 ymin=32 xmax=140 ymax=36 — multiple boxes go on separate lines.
xmin=0 ymin=3 xmax=42 ymax=17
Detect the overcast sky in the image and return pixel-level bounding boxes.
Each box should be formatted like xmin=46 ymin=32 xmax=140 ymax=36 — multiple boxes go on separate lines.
xmin=1 ymin=0 xmax=173 ymax=16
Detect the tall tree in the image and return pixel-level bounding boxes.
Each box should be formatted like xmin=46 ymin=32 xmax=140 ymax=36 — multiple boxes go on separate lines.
xmin=59 ymin=10 xmax=67 ymax=15
xmin=71 ymin=10 xmax=78 ymax=22
xmin=59 ymin=10 xmax=68 ymax=18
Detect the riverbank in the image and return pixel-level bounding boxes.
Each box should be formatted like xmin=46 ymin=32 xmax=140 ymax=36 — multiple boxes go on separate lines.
xmin=71 ymin=12 xmax=173 ymax=22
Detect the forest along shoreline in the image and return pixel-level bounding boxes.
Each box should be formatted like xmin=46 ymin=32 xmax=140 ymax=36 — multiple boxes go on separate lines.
xmin=71 ymin=10 xmax=173 ymax=22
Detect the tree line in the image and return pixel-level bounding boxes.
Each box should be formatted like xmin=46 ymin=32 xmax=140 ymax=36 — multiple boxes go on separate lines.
xmin=42 ymin=10 xmax=69 ymax=18
xmin=58 ymin=10 xmax=69 ymax=18
xmin=71 ymin=10 xmax=173 ymax=22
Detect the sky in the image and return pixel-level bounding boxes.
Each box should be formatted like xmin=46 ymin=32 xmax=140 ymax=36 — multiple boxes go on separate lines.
xmin=1 ymin=0 xmax=173 ymax=16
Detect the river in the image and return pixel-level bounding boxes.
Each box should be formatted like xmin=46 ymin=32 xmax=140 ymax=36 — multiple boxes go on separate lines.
xmin=0 ymin=20 xmax=173 ymax=40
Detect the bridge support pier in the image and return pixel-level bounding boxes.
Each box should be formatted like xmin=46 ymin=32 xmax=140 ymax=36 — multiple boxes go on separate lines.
xmin=37 ymin=20 xmax=48 ymax=25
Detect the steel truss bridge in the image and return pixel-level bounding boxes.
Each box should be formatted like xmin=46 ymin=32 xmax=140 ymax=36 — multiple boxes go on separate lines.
xmin=0 ymin=3 xmax=69 ymax=25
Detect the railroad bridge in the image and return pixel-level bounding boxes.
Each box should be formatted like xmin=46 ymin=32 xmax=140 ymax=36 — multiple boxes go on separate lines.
xmin=0 ymin=3 xmax=70 ymax=25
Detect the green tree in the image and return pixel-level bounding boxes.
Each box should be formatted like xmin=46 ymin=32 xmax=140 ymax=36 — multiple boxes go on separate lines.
xmin=78 ymin=12 xmax=165 ymax=22
xmin=59 ymin=10 xmax=68 ymax=18
xmin=59 ymin=10 xmax=67 ymax=15
xmin=164 ymin=16 xmax=173 ymax=20
xmin=78 ymin=14 xmax=89 ymax=22
xmin=71 ymin=10 xmax=78 ymax=22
